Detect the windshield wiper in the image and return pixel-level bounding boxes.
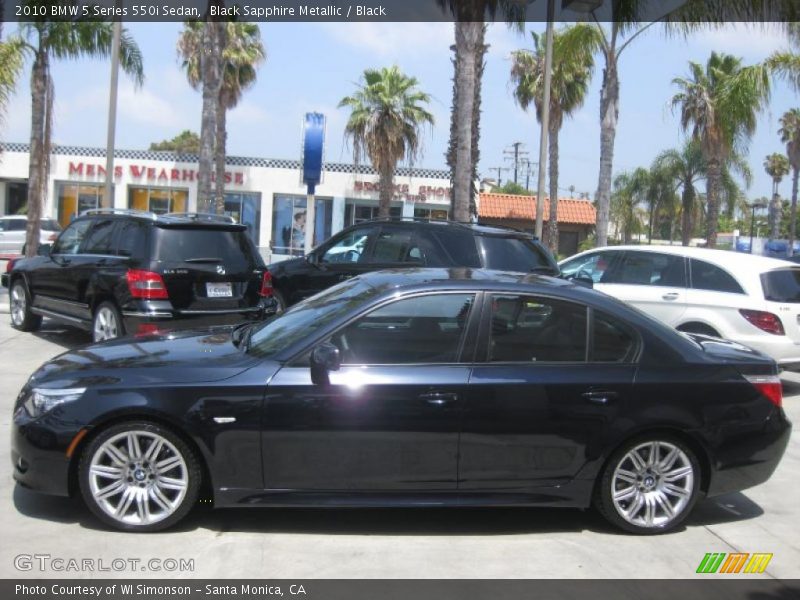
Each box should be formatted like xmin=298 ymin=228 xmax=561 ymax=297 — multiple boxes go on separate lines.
xmin=231 ymin=322 xmax=255 ymax=348
xmin=183 ymin=257 xmax=222 ymax=263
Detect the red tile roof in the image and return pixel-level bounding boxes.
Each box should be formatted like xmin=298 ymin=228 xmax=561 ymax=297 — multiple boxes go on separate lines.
xmin=479 ymin=193 xmax=596 ymax=225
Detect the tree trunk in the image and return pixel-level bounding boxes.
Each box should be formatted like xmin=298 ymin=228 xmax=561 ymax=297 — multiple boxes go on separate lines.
xmin=681 ymin=184 xmax=694 ymax=246
xmin=377 ymin=163 xmax=394 ymax=217
xmin=25 ymin=48 xmax=47 ymax=258
xmin=705 ymin=156 xmax=722 ymax=249
xmin=769 ymin=182 xmax=781 ymax=242
xmin=545 ymin=120 xmax=559 ymax=255
xmin=595 ymin=48 xmax=619 ymax=248
xmin=198 ymin=21 xmax=221 ymax=214
xmin=450 ymin=21 xmax=481 ymax=224
xmin=790 ymin=167 xmax=799 ymax=257
xmin=214 ymin=100 xmax=227 ymax=215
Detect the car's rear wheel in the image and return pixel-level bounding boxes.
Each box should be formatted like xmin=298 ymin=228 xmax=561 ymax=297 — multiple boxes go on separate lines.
xmin=9 ymin=279 xmax=42 ymax=332
xmin=93 ymin=301 xmax=124 ymax=342
xmin=594 ymin=436 xmax=700 ymax=535
xmin=79 ymin=421 xmax=201 ymax=532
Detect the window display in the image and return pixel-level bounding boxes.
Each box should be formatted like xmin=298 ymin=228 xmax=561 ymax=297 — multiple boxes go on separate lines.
xmin=128 ymin=186 xmax=187 ymax=215
xmin=272 ymin=195 xmax=332 ymax=256
xmin=56 ymin=182 xmax=111 ymax=227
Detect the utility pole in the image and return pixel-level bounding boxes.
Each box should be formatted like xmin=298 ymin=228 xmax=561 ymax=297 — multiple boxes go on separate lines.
xmin=504 ymin=142 xmax=528 ymax=185
xmin=489 ymin=166 xmax=510 ymax=187
xmin=524 ymin=159 xmax=537 ymax=191
xmin=103 ymin=14 xmax=122 ymax=208
xmin=534 ymin=0 xmax=555 ymax=239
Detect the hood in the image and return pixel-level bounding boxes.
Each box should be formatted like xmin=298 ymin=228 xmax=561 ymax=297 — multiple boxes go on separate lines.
xmin=29 ymin=326 xmax=263 ymax=387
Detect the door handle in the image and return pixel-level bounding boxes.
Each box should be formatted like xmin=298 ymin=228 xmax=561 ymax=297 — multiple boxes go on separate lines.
xmin=662 ymin=292 xmax=680 ymax=300
xmin=419 ymin=391 xmax=458 ymax=406
xmin=581 ymin=390 xmax=618 ymax=405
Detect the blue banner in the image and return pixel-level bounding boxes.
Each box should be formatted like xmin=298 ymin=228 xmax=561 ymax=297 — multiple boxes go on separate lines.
xmin=302 ymin=112 xmax=325 ymax=194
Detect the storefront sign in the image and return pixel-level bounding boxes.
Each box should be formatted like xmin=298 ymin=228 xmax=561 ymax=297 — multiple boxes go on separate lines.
xmin=68 ymin=162 xmax=245 ymax=185
xmin=353 ymin=180 xmax=451 ymax=203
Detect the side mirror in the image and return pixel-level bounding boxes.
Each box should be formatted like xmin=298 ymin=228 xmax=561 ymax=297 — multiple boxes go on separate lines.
xmin=572 ymin=276 xmax=594 ymax=289
xmin=310 ymin=341 xmax=341 ymax=385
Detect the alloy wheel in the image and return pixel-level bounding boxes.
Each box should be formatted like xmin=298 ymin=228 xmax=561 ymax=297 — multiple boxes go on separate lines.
xmin=94 ymin=306 xmax=120 ymax=341
xmin=87 ymin=430 xmax=189 ymax=527
xmin=610 ymin=440 xmax=695 ymax=529
xmin=10 ymin=283 xmax=26 ymax=327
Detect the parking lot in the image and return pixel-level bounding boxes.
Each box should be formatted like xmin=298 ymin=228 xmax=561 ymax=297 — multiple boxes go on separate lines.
xmin=0 ymin=291 xmax=798 ymax=580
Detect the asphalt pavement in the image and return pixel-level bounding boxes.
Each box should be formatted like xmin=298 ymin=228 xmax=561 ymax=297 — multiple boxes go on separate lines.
xmin=0 ymin=308 xmax=798 ymax=579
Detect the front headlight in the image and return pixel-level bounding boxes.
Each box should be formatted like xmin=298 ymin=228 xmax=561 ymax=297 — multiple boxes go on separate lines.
xmin=23 ymin=387 xmax=86 ymax=418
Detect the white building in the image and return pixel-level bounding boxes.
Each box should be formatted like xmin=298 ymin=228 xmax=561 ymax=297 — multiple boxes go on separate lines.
xmin=0 ymin=143 xmax=453 ymax=262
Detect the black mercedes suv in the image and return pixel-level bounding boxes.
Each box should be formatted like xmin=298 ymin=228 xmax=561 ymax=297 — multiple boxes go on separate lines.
xmin=4 ymin=209 xmax=272 ymax=341
xmin=263 ymin=218 xmax=560 ymax=310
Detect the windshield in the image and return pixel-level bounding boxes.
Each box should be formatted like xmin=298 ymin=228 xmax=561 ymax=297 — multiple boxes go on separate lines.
xmin=247 ymin=278 xmax=381 ymax=358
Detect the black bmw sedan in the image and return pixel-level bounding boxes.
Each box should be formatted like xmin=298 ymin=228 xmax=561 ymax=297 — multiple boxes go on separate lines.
xmin=11 ymin=269 xmax=790 ymax=534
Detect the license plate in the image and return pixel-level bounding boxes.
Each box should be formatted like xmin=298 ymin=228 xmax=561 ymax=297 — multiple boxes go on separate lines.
xmin=206 ymin=282 xmax=232 ymax=298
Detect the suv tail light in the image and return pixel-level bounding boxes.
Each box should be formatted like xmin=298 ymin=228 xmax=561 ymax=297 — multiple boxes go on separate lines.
xmin=6 ymin=258 xmax=18 ymax=273
xmin=744 ymin=374 xmax=783 ymax=408
xmin=739 ymin=309 xmax=785 ymax=335
xmin=126 ymin=269 xmax=168 ymax=300
xmin=259 ymin=270 xmax=273 ymax=298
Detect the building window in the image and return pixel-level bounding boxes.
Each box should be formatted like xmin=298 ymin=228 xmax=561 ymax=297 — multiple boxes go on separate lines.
xmin=55 ymin=182 xmax=112 ymax=227
xmin=344 ymin=202 xmax=402 ymax=226
xmin=128 ymin=186 xmax=187 ymax=215
xmin=224 ymin=192 xmax=261 ymax=244
xmin=4 ymin=181 xmax=28 ymax=215
xmin=272 ymin=194 xmax=333 ymax=256
xmin=413 ymin=207 xmax=449 ymax=221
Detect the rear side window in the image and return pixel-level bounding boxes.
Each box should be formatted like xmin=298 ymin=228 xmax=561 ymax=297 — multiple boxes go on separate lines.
xmin=8 ymin=219 xmax=26 ymax=231
xmin=478 ymin=236 xmax=552 ymax=272
xmin=761 ymin=269 xmax=800 ymax=303
xmin=116 ymin=220 xmax=149 ymax=259
xmin=593 ymin=311 xmax=637 ymax=362
xmin=609 ymin=252 xmax=686 ymax=286
xmin=152 ymin=227 xmax=256 ymax=270
xmin=370 ymin=226 xmax=419 ymax=264
xmin=81 ymin=219 xmax=117 ymax=255
xmin=689 ymin=259 xmax=743 ymax=294
xmin=431 ymin=229 xmax=481 ymax=268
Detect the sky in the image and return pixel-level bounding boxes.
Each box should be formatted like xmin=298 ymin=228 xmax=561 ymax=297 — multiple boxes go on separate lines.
xmin=1 ymin=20 xmax=798 ymax=205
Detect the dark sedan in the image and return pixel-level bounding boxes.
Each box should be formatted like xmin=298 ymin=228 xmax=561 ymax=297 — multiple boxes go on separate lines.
xmin=11 ymin=269 xmax=790 ymax=534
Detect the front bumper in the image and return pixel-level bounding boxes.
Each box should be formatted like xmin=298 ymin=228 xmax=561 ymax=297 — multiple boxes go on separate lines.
xmin=11 ymin=409 xmax=77 ymax=497
xmin=705 ymin=410 xmax=792 ymax=497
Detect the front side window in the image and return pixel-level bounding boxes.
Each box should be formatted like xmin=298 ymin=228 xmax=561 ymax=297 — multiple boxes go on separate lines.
xmin=320 ymin=227 xmax=375 ymax=264
xmin=52 ymin=219 xmax=92 ymax=255
xmin=488 ymin=295 xmax=587 ymax=362
xmin=560 ymin=251 xmax=619 ymax=283
xmin=612 ymin=252 xmax=686 ymax=287
xmin=331 ymin=293 xmax=475 ymax=365
xmin=690 ymin=259 xmax=744 ymax=294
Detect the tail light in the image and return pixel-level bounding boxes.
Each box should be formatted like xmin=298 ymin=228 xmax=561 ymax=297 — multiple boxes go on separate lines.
xmin=744 ymin=374 xmax=783 ymax=408
xmin=259 ymin=270 xmax=273 ymax=298
xmin=6 ymin=258 xmax=18 ymax=273
xmin=135 ymin=323 xmax=162 ymax=337
xmin=126 ymin=269 xmax=168 ymax=300
xmin=739 ymin=309 xmax=785 ymax=335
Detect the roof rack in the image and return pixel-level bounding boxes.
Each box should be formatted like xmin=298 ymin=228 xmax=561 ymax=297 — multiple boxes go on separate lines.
xmin=163 ymin=212 xmax=237 ymax=224
xmin=80 ymin=208 xmax=157 ymax=220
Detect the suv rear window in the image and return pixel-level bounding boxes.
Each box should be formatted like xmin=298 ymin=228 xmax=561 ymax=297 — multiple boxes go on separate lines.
xmin=152 ymin=226 xmax=257 ymax=270
xmin=478 ymin=236 xmax=552 ymax=272
xmin=761 ymin=269 xmax=800 ymax=303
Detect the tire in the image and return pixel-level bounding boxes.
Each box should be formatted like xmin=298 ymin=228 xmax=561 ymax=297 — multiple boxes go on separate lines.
xmin=9 ymin=279 xmax=42 ymax=332
xmin=78 ymin=421 xmax=202 ymax=532
xmin=677 ymin=323 xmax=720 ymax=338
xmin=594 ymin=435 xmax=701 ymax=535
xmin=93 ymin=301 xmax=125 ymax=342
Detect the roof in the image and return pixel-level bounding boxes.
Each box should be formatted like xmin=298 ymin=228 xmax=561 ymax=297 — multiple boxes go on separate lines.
xmin=479 ymin=193 xmax=596 ymax=225
xmin=560 ymin=244 xmax=800 ymax=272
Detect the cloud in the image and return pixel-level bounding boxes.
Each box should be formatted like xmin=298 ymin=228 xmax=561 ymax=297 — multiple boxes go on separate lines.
xmin=319 ymin=22 xmax=453 ymax=60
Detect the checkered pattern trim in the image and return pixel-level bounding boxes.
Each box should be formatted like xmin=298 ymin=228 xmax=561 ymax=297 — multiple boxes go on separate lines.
xmin=0 ymin=143 xmax=451 ymax=179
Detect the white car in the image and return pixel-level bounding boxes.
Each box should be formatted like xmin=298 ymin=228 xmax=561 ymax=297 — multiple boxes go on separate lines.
xmin=559 ymin=245 xmax=800 ymax=369
xmin=0 ymin=215 xmax=61 ymax=256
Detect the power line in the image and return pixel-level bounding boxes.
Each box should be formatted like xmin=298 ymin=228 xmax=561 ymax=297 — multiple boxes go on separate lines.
xmin=503 ymin=142 xmax=529 ymax=185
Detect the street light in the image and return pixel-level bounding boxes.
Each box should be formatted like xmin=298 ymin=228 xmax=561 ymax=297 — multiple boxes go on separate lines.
xmin=749 ymin=198 xmax=768 ymax=254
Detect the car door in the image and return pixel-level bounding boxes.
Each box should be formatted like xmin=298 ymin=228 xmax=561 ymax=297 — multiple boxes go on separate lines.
xmin=683 ymin=258 xmax=748 ymax=336
xmin=460 ymin=293 xmax=638 ymax=493
xmin=600 ymin=251 xmax=689 ymax=327
xmin=301 ymin=224 xmax=379 ymax=298
xmin=28 ymin=218 xmax=93 ymax=317
xmin=262 ymin=291 xmax=479 ymax=491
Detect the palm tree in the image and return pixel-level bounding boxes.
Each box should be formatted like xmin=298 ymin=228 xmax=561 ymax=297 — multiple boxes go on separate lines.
xmin=178 ymin=21 xmax=265 ymax=214
xmin=339 ymin=66 xmax=434 ymax=217
xmin=510 ymin=24 xmax=602 ymax=254
xmin=779 ymin=109 xmax=800 ymax=255
xmin=436 ymin=1 xmax=526 ymax=223
xmin=17 ymin=19 xmax=143 ymax=257
xmin=764 ymin=152 xmax=790 ymax=240
xmin=671 ymin=52 xmax=770 ymax=249
xmin=653 ymin=141 xmax=706 ymax=246
xmin=0 ymin=36 xmax=24 ymax=135
xmin=610 ymin=168 xmax=649 ymax=244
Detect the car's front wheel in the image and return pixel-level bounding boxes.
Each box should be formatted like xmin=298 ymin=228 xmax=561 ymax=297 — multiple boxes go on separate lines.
xmin=93 ymin=301 xmax=124 ymax=342
xmin=594 ymin=436 xmax=701 ymax=534
xmin=79 ymin=421 xmax=201 ymax=532
xmin=9 ymin=279 xmax=42 ymax=332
